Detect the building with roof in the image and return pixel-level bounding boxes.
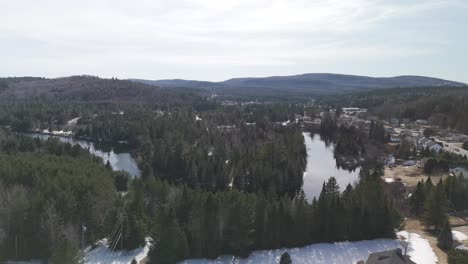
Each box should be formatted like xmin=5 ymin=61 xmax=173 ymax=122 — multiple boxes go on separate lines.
xmin=366 ymin=248 xmax=415 ymax=264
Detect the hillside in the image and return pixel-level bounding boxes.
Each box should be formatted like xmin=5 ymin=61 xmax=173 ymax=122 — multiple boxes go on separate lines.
xmin=132 ymin=73 xmax=466 ymax=100
xmin=321 ymin=86 xmax=468 ymax=133
xmin=0 ymin=76 xmax=201 ymax=105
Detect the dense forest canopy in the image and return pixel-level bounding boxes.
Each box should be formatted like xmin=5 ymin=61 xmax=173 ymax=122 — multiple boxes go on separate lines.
xmin=0 ymin=131 xmax=118 ymax=261
xmin=0 ymin=76 xmax=205 ymax=106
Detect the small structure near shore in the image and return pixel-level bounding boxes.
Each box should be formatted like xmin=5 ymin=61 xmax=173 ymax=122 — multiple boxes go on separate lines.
xmin=366 ymin=248 xmax=415 ymax=264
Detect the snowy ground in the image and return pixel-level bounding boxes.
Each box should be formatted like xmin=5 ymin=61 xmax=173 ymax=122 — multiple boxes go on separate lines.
xmin=453 ymin=230 xmax=468 ymax=242
xmin=84 ymin=238 xmax=151 ymax=264
xmin=6 ymin=230 xmax=441 ymax=264
xmin=181 ymin=231 xmax=437 ymax=264
xmin=397 ymin=231 xmax=437 ymax=264
xmin=453 ymin=229 xmax=468 ymax=251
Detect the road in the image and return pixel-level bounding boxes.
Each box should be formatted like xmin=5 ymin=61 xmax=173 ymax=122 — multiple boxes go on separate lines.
xmin=435 ymin=138 xmax=468 ymax=157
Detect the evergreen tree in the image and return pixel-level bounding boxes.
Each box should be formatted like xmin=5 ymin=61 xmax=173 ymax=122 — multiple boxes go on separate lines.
xmin=280 ymin=252 xmax=292 ymax=264
xmin=410 ymin=181 xmax=426 ymax=216
xmin=149 ymin=209 xmax=189 ymax=264
xmin=423 ymin=180 xmax=448 ymax=230
xmin=437 ymin=219 xmax=453 ymax=251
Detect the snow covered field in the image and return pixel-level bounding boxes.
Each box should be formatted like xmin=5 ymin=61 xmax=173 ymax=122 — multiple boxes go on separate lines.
xmin=180 ymin=231 xmax=437 ymax=264
xmin=84 ymin=238 xmax=151 ymax=264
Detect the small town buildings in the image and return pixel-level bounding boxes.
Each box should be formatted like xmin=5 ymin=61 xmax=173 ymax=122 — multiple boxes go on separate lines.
xmin=366 ymin=248 xmax=415 ymax=264
xmin=414 ymin=135 xmax=443 ymax=152
xmin=415 ymin=119 xmax=428 ymax=125
xmin=390 ymin=118 xmax=399 ymax=127
xmin=342 ymin=107 xmax=367 ymax=115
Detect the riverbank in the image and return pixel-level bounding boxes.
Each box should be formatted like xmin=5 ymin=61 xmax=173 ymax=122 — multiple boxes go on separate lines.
xmin=22 ymin=132 xmax=141 ymax=177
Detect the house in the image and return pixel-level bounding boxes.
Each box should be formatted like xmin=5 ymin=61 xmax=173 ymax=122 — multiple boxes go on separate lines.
xmin=449 ymin=165 xmax=468 ymax=178
xmin=366 ymin=248 xmax=415 ymax=264
xmin=390 ymin=133 xmax=401 ymax=143
xmin=342 ymin=107 xmax=367 ymax=115
xmin=419 ymin=137 xmax=431 ymax=148
xmin=402 ymin=160 xmax=416 ymax=167
xmin=415 ymin=119 xmax=428 ymax=125
xmin=426 ymin=141 xmax=443 ymax=152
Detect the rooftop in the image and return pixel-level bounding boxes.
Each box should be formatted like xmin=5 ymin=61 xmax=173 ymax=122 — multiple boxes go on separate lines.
xmin=366 ymin=249 xmax=415 ymax=264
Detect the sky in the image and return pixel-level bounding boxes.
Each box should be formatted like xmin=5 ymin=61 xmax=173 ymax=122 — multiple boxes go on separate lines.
xmin=1 ymin=0 xmax=467 ymax=82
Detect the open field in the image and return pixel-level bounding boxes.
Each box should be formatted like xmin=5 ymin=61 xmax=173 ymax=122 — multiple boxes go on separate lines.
xmin=384 ymin=166 xmax=448 ymax=189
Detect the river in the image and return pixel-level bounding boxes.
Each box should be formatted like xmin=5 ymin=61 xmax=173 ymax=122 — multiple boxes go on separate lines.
xmin=302 ymin=132 xmax=360 ymax=200
xmin=24 ymin=133 xmax=141 ymax=177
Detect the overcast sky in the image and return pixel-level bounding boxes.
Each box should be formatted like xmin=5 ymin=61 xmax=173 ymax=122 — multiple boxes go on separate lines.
xmin=1 ymin=0 xmax=467 ymax=82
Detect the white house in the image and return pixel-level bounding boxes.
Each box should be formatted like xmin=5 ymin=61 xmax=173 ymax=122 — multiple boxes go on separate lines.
xmin=426 ymin=141 xmax=443 ymax=152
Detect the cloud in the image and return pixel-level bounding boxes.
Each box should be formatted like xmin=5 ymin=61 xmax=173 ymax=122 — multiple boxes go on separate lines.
xmin=0 ymin=0 xmax=466 ymax=81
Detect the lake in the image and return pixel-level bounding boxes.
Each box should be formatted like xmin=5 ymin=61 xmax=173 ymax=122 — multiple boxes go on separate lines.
xmin=302 ymin=132 xmax=360 ymax=200
xmin=24 ymin=133 xmax=141 ymax=177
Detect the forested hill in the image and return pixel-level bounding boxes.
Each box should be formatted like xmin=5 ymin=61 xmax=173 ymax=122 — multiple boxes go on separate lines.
xmin=322 ymin=86 xmax=468 ymax=133
xmin=0 ymin=76 xmax=202 ymax=105
xmin=132 ymin=73 xmax=466 ymax=100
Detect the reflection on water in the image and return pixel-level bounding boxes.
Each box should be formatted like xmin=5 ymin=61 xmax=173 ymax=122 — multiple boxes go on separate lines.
xmin=24 ymin=133 xmax=141 ymax=177
xmin=302 ymin=132 xmax=360 ymax=200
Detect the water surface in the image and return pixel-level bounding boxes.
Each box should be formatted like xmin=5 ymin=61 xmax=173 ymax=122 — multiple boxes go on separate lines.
xmin=302 ymin=132 xmax=360 ymax=200
xmin=24 ymin=133 xmax=141 ymax=177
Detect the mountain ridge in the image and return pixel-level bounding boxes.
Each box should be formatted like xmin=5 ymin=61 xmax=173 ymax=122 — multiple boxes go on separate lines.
xmin=131 ymin=73 xmax=466 ymax=98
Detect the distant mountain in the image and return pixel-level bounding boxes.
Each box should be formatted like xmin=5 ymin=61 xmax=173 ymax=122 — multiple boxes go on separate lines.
xmin=132 ymin=73 xmax=466 ymax=100
xmin=0 ymin=75 xmax=201 ymax=105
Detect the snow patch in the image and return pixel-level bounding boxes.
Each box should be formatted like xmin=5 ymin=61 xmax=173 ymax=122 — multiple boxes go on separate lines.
xmin=182 ymin=232 xmax=436 ymax=264
xmin=397 ymin=231 xmax=437 ymax=264
xmin=67 ymin=117 xmax=81 ymax=125
xmin=456 ymin=245 xmax=468 ymax=251
xmin=453 ymin=230 xmax=468 ymax=241
xmin=85 ymin=237 xmax=151 ymax=264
